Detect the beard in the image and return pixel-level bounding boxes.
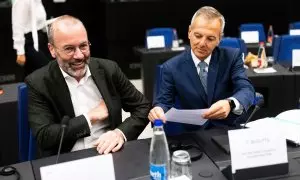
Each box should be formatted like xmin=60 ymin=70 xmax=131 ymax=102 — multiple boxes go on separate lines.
xmin=58 ymin=56 xmax=91 ymax=79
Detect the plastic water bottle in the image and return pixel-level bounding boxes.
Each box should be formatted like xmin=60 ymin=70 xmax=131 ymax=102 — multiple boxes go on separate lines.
xmin=149 ymin=119 xmax=170 ymax=180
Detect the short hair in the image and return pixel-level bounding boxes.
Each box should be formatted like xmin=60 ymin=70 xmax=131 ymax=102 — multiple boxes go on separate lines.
xmin=48 ymin=15 xmax=85 ymax=45
xmin=190 ymin=6 xmax=225 ymax=35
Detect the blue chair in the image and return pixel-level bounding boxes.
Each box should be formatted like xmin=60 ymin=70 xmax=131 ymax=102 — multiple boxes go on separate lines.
xmin=239 ymin=23 xmax=266 ymax=43
xmin=272 ymin=35 xmax=300 ymax=67
xmin=18 ymin=83 xmax=36 ymax=162
xmin=219 ymin=37 xmax=247 ymax=55
xmin=289 ymin=21 xmax=300 ymax=30
xmin=146 ymin=28 xmax=175 ymax=49
xmin=289 ymin=21 xmax=300 ymax=35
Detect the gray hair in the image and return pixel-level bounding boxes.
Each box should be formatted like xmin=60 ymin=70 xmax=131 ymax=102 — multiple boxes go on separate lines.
xmin=190 ymin=6 xmax=225 ymax=35
xmin=48 ymin=15 xmax=85 ymax=45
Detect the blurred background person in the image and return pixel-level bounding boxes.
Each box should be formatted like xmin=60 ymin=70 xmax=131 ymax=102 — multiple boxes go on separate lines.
xmin=12 ymin=0 xmax=53 ymax=77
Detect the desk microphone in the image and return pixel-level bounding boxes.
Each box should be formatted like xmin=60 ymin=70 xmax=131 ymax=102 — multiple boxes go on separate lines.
xmin=242 ymin=92 xmax=265 ymax=128
xmin=56 ymin=116 xmax=69 ymax=164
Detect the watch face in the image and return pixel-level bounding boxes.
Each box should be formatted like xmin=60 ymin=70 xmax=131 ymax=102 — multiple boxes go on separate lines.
xmin=229 ymin=100 xmax=235 ymax=109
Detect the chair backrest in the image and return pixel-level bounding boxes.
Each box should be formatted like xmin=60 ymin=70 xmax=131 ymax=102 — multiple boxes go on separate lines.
xmin=239 ymin=23 xmax=266 ymax=43
xmin=272 ymin=35 xmax=300 ymax=67
xmin=289 ymin=21 xmax=300 ymax=29
xmin=154 ymin=65 xmax=185 ymax=136
xmin=18 ymin=83 xmax=36 ymax=162
xmin=146 ymin=28 xmax=175 ymax=49
xmin=289 ymin=21 xmax=300 ymax=35
xmin=219 ymin=37 xmax=247 ymax=55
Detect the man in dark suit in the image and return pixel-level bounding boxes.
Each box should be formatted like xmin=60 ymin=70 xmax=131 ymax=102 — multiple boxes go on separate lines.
xmin=25 ymin=15 xmax=151 ymax=157
xmin=148 ymin=6 xmax=255 ymax=127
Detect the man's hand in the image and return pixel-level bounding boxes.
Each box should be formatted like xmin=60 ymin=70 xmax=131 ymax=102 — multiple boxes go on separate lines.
xmin=87 ymin=100 xmax=109 ymax=125
xmin=148 ymin=106 xmax=167 ymax=123
xmin=202 ymin=100 xmax=231 ymax=119
xmin=16 ymin=55 xmax=26 ymax=66
xmin=93 ymin=130 xmax=125 ymax=154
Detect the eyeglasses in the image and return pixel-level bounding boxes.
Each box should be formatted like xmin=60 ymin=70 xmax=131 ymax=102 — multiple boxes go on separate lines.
xmin=53 ymin=42 xmax=91 ymax=56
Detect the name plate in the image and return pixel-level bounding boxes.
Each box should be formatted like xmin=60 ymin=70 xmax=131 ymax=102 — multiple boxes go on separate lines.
xmin=241 ymin=31 xmax=259 ymax=43
xmin=146 ymin=35 xmax=165 ymax=49
xmin=40 ymin=154 xmax=115 ymax=180
xmin=290 ymin=29 xmax=300 ymax=35
xmin=292 ymin=49 xmax=300 ymax=67
xmin=228 ymin=128 xmax=288 ymax=174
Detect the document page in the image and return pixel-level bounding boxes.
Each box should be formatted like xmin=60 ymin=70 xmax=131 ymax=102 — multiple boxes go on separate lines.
xmin=165 ymin=108 xmax=208 ymax=126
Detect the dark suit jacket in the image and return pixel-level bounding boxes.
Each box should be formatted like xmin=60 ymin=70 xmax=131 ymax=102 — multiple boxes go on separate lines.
xmin=154 ymin=47 xmax=255 ymax=125
xmin=25 ymin=57 xmax=151 ymax=157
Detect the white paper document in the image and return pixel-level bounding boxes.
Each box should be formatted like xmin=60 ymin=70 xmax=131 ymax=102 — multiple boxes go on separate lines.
xmin=40 ymin=154 xmax=115 ymax=180
xmin=253 ymin=67 xmax=277 ymax=74
xmin=245 ymin=116 xmax=300 ymax=145
xmin=165 ymin=108 xmax=208 ymax=126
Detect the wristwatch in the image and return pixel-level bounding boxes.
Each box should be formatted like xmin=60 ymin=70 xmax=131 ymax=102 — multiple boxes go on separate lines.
xmin=228 ymin=99 xmax=236 ymax=111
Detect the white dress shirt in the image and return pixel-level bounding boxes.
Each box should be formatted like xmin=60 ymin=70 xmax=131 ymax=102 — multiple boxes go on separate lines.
xmin=191 ymin=50 xmax=244 ymax=115
xmin=12 ymin=0 xmax=50 ymax=55
xmin=59 ymin=66 xmax=111 ymax=151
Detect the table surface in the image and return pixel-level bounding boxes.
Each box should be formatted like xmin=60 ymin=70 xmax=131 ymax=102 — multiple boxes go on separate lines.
xmin=0 ymin=83 xmax=21 ymax=104
xmin=30 ymin=136 xmax=227 ymax=180
xmin=3 ymin=129 xmax=300 ymax=180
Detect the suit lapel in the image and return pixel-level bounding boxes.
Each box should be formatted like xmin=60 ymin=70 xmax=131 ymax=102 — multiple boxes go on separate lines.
xmin=89 ymin=60 xmax=114 ymax=125
xmin=48 ymin=62 xmax=75 ymax=118
xmin=183 ymin=51 xmax=208 ymax=104
xmin=207 ymin=49 xmax=219 ymax=106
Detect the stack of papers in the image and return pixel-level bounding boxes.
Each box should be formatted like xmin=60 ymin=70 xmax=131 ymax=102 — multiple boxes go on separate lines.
xmin=253 ymin=67 xmax=277 ymax=73
xmin=245 ymin=117 xmax=300 ymax=145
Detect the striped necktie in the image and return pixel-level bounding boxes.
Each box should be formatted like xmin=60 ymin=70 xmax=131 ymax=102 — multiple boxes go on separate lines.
xmin=198 ymin=61 xmax=208 ymax=93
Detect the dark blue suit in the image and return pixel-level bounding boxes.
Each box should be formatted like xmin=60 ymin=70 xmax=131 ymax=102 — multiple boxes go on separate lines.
xmin=154 ymin=47 xmax=255 ymax=127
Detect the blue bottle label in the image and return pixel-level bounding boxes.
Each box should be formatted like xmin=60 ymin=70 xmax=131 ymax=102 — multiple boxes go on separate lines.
xmin=150 ymin=163 xmax=167 ymax=180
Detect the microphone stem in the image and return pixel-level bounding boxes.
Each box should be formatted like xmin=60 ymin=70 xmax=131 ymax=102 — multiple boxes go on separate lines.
xmin=56 ymin=127 xmax=65 ymax=164
xmin=243 ymin=106 xmax=260 ymax=128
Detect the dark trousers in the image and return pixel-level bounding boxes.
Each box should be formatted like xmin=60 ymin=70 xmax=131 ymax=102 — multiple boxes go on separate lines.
xmin=24 ymin=30 xmax=52 ymax=77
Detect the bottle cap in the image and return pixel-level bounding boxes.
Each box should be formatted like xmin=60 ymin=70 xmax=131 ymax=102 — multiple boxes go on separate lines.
xmin=154 ymin=119 xmax=163 ymax=126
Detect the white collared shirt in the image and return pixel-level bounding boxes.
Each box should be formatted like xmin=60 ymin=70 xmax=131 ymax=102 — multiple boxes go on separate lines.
xmin=59 ymin=66 xmax=110 ymax=151
xmin=190 ymin=50 xmax=243 ymax=115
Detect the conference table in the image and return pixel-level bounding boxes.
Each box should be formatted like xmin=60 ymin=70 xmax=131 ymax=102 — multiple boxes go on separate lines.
xmin=134 ymin=46 xmax=299 ymax=121
xmin=1 ymin=133 xmax=227 ymax=180
xmin=4 ymin=127 xmax=300 ymax=180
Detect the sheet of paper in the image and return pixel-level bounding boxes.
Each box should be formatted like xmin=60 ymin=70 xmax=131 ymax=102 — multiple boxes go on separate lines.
xmin=245 ymin=117 xmax=300 ymax=145
xmin=40 ymin=154 xmax=115 ymax=180
xmin=241 ymin=31 xmax=259 ymax=43
xmin=290 ymin=29 xmax=300 ymax=35
xmin=229 ymin=128 xmax=288 ymax=174
xmin=165 ymin=108 xmax=208 ymax=126
xmin=292 ymin=49 xmax=300 ymax=67
xmin=147 ymin=36 xmax=165 ymax=49
xmin=253 ymin=67 xmax=277 ymax=73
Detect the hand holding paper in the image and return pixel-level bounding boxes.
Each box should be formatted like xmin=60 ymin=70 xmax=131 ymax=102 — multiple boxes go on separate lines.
xmin=202 ymin=100 xmax=231 ymax=119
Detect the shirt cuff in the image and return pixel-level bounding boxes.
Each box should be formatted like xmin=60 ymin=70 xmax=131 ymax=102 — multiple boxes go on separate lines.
xmin=115 ymin=128 xmax=127 ymax=142
xmin=228 ymin=97 xmax=244 ymax=115
xmin=83 ymin=113 xmax=92 ymax=129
